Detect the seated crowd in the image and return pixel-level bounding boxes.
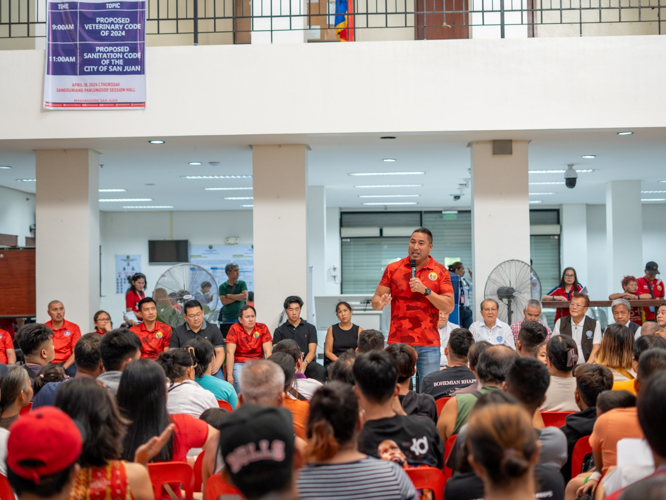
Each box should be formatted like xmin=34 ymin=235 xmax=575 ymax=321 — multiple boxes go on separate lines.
xmin=2 ymin=290 xmax=666 ymax=500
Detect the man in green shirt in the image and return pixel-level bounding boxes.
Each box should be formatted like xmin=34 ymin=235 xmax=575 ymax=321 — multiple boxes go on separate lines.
xmin=218 ymin=263 xmax=248 ymax=338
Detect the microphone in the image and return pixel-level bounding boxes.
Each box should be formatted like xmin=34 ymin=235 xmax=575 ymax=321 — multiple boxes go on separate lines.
xmin=410 ymin=259 xmax=417 ymax=279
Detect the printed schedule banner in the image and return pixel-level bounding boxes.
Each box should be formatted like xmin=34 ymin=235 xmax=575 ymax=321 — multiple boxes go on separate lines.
xmin=44 ymin=0 xmax=146 ymax=109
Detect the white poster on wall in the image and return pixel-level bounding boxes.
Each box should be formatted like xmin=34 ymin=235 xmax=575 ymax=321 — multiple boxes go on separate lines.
xmin=115 ymin=254 xmax=141 ymax=294
xmin=189 ymin=245 xmax=254 ymax=293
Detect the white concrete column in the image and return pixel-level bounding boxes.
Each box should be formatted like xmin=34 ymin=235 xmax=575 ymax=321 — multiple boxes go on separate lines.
xmin=325 ymin=207 xmax=341 ymax=295
xmin=307 ymin=186 xmax=326 ymax=324
xmin=253 ymin=144 xmax=309 ymax=331
xmin=35 ymin=149 xmax=100 ymax=328
xmin=251 ymin=0 xmax=307 ymax=44
xmin=606 ymin=181 xmax=643 ymax=296
xmin=471 ymin=140 xmax=531 ymax=317
xmin=561 ymin=204 xmax=588 ymax=286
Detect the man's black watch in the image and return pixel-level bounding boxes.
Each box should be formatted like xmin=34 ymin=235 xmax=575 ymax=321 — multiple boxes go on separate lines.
xmin=424 ymin=287 xmax=432 ymax=296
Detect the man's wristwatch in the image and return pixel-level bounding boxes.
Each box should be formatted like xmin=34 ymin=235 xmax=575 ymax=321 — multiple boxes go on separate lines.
xmin=424 ymin=287 xmax=432 ymax=296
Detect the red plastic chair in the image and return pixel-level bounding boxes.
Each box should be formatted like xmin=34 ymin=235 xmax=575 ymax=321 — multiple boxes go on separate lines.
xmin=541 ymin=411 xmax=574 ymax=428
xmin=217 ymin=400 xmax=233 ymax=412
xmin=148 ymin=462 xmax=195 ymax=500
xmin=0 ymin=474 xmax=15 ymax=500
xmin=443 ymin=433 xmax=457 ymax=482
xmin=204 ymin=473 xmax=243 ymax=500
xmin=20 ymin=402 xmax=32 ymax=416
xmin=435 ymin=397 xmax=451 ymax=416
xmin=193 ymin=452 xmax=205 ymax=493
xmin=571 ymin=435 xmax=592 ymax=477
xmin=404 ymin=466 xmax=445 ymax=500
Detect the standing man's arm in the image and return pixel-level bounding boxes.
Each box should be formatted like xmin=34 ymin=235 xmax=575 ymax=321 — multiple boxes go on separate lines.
xmin=371 ymin=284 xmax=392 ymax=311
xmin=409 ymin=278 xmax=454 ymax=313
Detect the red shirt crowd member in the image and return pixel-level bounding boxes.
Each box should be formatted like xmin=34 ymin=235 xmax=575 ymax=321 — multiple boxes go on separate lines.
xmin=125 ymin=272 xmax=147 ymax=324
xmin=544 ymin=266 xmax=585 ymax=323
xmin=225 ymin=305 xmax=273 ymax=393
xmin=92 ymin=310 xmax=113 ymax=335
xmin=372 ymin=228 xmax=454 ymax=385
xmin=130 ymin=297 xmax=172 ymax=360
xmin=45 ymin=300 xmax=81 ymax=371
xmin=636 ymin=262 xmax=664 ymax=322
xmin=0 ymin=328 xmax=16 ymax=364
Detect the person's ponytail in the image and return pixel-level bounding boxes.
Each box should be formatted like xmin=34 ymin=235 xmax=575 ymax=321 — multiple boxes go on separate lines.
xmin=500 ymin=449 xmax=531 ymax=479
xmin=305 ymin=420 xmax=339 ymax=462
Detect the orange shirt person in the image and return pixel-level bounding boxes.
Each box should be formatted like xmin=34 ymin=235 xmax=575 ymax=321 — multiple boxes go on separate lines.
xmin=45 ymin=300 xmax=81 ymax=376
xmin=130 ymin=297 xmax=172 ymax=360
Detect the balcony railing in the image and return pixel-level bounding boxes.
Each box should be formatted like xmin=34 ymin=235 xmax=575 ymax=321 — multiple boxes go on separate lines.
xmin=1 ymin=0 xmax=664 ymax=45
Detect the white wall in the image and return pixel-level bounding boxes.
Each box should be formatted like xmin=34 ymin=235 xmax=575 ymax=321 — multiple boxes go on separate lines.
xmin=2 ymin=36 xmax=666 ymax=141
xmin=586 ymin=204 xmax=608 ymax=299
xmin=0 ymin=186 xmax=35 ymax=246
xmin=99 ymin=210 xmax=253 ymax=327
xmin=642 ymin=204 xmax=666 ymax=270
xmin=324 ymin=207 xmax=341 ymax=295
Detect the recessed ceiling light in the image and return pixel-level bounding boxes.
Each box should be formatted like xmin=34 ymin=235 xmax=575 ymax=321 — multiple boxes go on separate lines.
xmin=99 ymin=188 xmax=127 ymax=192
xmin=123 ymin=205 xmax=174 ymax=209
xmin=617 ymin=131 xmax=633 ymax=136
xmin=145 ymin=183 xmax=155 ymax=186
xmin=355 ymin=184 xmax=423 ymax=188
xmin=16 ymin=179 xmax=36 ymax=182
xmin=660 ymin=180 xmax=666 ymax=183
xmin=224 ymin=197 xmax=253 ymax=200
xmin=148 ymin=140 xmax=164 ymax=144
xmin=205 ymin=187 xmax=253 ymax=191
xmin=383 ymin=158 xmax=397 ymax=162
xmin=380 ymin=136 xmax=396 ymax=140
xmin=642 ymin=191 xmax=666 ymax=194
xmin=182 ymin=175 xmax=252 ymax=180
xmin=0 ymin=166 xmax=11 ymax=170
xmin=581 ymin=155 xmax=596 ymax=159
xmin=349 ymin=172 xmax=425 ymax=177
xmin=358 ymin=194 xmax=420 ymax=198
xmin=362 ymin=202 xmax=418 ymax=206
xmin=529 ymin=192 xmax=555 ymax=195
xmin=241 ymin=204 xmax=254 ymax=208
xmin=641 ymin=198 xmax=666 ymax=202
xmin=529 ymin=169 xmax=597 ymax=174
xmin=100 ymin=198 xmax=153 ymax=202
xmin=529 ymin=181 xmax=565 ymax=185
xmin=188 ymin=162 xmax=202 ymax=166
xmin=529 ymin=200 xmax=543 ymax=204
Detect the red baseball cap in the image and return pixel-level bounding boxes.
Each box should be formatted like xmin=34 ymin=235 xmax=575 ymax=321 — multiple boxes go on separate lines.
xmin=7 ymin=407 xmax=82 ymax=483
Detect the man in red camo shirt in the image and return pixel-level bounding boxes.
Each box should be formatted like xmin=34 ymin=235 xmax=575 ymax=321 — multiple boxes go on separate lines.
xmin=372 ymin=227 xmax=455 ymax=388
xmin=636 ymin=262 xmax=665 ymax=322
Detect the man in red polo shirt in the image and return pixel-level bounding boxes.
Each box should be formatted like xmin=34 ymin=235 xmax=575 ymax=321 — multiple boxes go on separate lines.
xmin=636 ymin=261 xmax=665 ymax=322
xmin=372 ymin=227 xmax=455 ymax=388
xmin=45 ymin=300 xmax=81 ymax=376
xmin=130 ymin=297 xmax=172 ymax=360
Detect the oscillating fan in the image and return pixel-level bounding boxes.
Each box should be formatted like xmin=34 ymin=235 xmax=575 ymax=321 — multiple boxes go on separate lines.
xmin=484 ymin=260 xmax=542 ymax=325
xmin=152 ymin=263 xmax=220 ymax=329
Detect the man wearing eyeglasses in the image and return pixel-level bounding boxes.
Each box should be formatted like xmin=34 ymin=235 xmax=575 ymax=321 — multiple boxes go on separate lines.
xmin=171 ymin=299 xmax=226 ymax=379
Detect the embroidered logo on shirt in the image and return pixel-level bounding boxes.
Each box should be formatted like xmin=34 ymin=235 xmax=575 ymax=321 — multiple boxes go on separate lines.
xmin=429 ymin=272 xmax=438 ymax=281
xmin=410 ymin=436 xmax=429 ymax=456
xmin=64 ymin=330 xmax=71 ymax=336
xmin=156 ymin=331 xmax=163 ymax=339
xmin=496 ymin=336 xmax=503 ymax=344
xmin=585 ymin=330 xmax=593 ymax=339
xmin=253 ymin=331 xmax=260 ymax=338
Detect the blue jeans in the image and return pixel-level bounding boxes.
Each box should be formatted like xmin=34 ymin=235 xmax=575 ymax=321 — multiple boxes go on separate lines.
xmin=413 ymin=346 xmax=441 ymax=391
xmin=232 ymin=363 xmax=244 ymax=394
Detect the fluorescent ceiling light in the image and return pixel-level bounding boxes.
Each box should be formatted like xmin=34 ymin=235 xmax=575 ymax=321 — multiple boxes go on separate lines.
xmin=529 ymin=181 xmax=565 ymax=185
xmin=0 ymin=166 xmax=11 ymax=169
xmin=16 ymin=179 xmax=36 ymax=182
xmin=355 ymin=184 xmax=422 ymax=188
xmin=148 ymin=140 xmax=164 ymax=144
xmin=362 ymin=202 xmax=418 ymax=206
xmin=224 ymin=197 xmax=253 ymax=200
xmin=529 ymin=200 xmax=543 ymax=204
xmin=100 ymin=198 xmax=153 ymax=202
xmin=383 ymin=158 xmax=396 ymax=162
xmin=205 ymin=187 xmax=253 ymax=191
xmin=581 ymin=155 xmax=596 ymax=159
xmin=123 ymin=205 xmax=174 ymax=209
xmin=617 ymin=131 xmax=633 ymax=136
xmin=641 ymin=191 xmax=666 ymax=194
xmin=188 ymin=162 xmax=202 ymax=165
xmin=99 ymin=188 xmax=127 ymax=192
xmin=359 ymin=194 xmax=420 ymax=198
xmin=641 ymin=198 xmax=666 ymax=202
xmin=529 ymin=192 xmax=555 ymax=195
xmin=530 ymin=169 xmax=597 ymax=174
xmin=241 ymin=204 xmax=254 ymax=208
xmin=349 ymin=172 xmax=425 ymax=177
xmin=182 ymin=175 xmax=252 ymax=180
xmin=660 ymin=180 xmax=666 ymax=183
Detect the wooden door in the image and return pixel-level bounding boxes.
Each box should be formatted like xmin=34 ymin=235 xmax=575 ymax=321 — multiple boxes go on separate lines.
xmin=415 ymin=0 xmax=469 ymax=39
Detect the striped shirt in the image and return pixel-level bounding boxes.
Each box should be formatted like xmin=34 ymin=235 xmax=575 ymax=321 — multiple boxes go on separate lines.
xmin=297 ymin=457 xmax=417 ymax=500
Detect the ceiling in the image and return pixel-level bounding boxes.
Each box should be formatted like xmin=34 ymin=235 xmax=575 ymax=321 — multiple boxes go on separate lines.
xmin=1 ymin=128 xmax=665 ymax=212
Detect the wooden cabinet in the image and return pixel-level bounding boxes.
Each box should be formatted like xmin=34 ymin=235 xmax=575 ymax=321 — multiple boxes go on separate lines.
xmin=0 ymin=248 xmax=36 ymax=317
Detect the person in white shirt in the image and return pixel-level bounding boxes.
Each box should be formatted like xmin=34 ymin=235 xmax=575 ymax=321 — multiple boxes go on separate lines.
xmin=469 ymin=299 xmax=515 ymax=349
xmin=438 ymin=310 xmax=460 ymax=366
xmin=609 ymin=298 xmax=642 ymax=339
xmin=540 ymin=336 xmax=579 ymax=412
xmin=551 ymin=292 xmax=602 ymax=363
xmin=157 ymin=348 xmax=218 ymax=418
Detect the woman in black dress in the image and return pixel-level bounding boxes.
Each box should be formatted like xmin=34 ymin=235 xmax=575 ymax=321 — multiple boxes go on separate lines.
xmin=324 ymin=301 xmax=363 ymax=367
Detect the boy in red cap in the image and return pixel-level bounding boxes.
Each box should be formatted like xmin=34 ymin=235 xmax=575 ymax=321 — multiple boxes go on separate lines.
xmin=6 ymin=407 xmax=83 ymax=499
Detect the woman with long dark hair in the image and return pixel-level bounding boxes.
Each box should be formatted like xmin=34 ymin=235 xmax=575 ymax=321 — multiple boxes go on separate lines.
xmin=125 ymin=273 xmax=147 ymax=324
xmin=55 ymin=378 xmax=154 ymax=500
xmin=543 ymin=267 xmax=585 ymax=323
xmin=116 ymin=359 xmax=218 ymax=466
xmin=324 ymin=302 xmax=363 ymax=367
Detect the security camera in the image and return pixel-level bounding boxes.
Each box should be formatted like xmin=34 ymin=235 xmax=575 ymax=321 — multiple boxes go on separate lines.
xmin=453 ymin=195 xmax=461 ymax=201
xmin=564 ymin=164 xmax=578 ymax=189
